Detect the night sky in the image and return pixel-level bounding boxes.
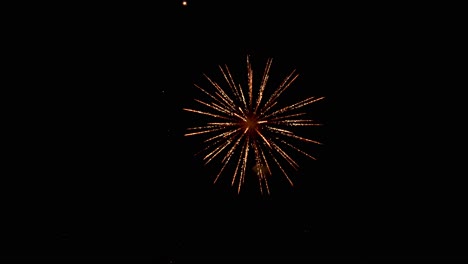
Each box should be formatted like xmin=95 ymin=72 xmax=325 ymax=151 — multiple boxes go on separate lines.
xmin=3 ymin=1 xmax=466 ymax=263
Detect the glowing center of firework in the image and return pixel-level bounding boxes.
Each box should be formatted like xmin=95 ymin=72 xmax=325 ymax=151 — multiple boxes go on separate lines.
xmin=241 ymin=114 xmax=260 ymax=132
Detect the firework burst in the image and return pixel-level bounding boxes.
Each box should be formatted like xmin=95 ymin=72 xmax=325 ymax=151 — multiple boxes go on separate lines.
xmin=184 ymin=55 xmax=324 ymax=194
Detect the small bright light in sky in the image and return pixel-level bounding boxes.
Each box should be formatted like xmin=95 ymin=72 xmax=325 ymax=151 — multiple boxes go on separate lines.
xmin=182 ymin=1 xmax=187 ymax=6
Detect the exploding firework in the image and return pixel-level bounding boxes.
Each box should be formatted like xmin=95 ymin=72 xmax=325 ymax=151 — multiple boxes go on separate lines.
xmin=184 ymin=55 xmax=324 ymax=194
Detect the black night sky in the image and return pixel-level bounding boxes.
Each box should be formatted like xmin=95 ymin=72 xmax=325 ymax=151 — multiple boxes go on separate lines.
xmin=3 ymin=1 xmax=466 ymax=263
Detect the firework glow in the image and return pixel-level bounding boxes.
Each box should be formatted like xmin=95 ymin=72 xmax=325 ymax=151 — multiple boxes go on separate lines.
xmin=184 ymin=55 xmax=324 ymax=194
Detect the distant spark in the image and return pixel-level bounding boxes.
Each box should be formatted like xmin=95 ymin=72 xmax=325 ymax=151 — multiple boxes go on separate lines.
xmin=184 ymin=55 xmax=324 ymax=194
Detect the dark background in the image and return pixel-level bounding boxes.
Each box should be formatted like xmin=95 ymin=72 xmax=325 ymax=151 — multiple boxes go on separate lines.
xmin=3 ymin=1 xmax=466 ymax=263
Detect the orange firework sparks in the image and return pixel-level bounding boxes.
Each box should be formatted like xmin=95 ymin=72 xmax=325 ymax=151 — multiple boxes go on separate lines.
xmin=184 ymin=55 xmax=324 ymax=195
